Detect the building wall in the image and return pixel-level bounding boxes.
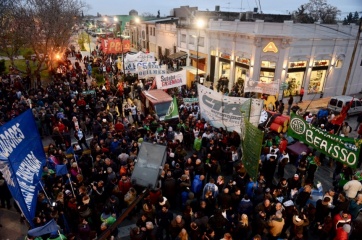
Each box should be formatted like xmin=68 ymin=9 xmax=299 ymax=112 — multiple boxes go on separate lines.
xmin=205 ymin=19 xmax=362 ymax=99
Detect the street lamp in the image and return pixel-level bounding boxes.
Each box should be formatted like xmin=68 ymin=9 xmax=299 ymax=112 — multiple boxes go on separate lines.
xmin=195 ymin=19 xmax=205 ymax=83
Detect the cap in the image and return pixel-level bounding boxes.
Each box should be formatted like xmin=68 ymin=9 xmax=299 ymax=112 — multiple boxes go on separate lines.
xmin=265 ymin=188 xmax=270 ymax=193
xmin=65 ymin=190 xmax=71 ymax=195
xmin=321 ymin=124 xmax=325 ymax=127
xmin=294 ymin=174 xmax=299 ymax=178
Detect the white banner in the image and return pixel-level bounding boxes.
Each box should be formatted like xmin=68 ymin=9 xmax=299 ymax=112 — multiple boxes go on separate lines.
xmin=244 ymin=78 xmax=280 ymax=95
xmin=125 ymin=51 xmax=155 ymax=63
xmin=198 ymin=84 xmax=263 ymax=133
xmin=156 ymin=70 xmax=187 ymax=89
xmin=124 ymin=61 xmax=167 ymax=76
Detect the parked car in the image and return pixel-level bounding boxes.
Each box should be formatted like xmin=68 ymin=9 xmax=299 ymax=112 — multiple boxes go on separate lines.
xmin=327 ymin=95 xmax=362 ymax=116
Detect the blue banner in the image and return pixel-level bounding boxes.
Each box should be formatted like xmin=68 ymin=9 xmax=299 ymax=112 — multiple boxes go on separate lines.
xmin=28 ymin=219 xmax=59 ymax=237
xmin=0 ymin=110 xmax=46 ymax=227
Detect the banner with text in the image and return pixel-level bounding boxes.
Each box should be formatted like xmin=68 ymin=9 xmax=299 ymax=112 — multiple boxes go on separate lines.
xmin=242 ymin=119 xmax=264 ymax=180
xmin=197 ymin=84 xmax=264 ymax=133
xmin=124 ymin=61 xmax=166 ymax=76
xmin=288 ymin=113 xmax=360 ymax=168
xmin=101 ymin=39 xmax=130 ymax=54
xmin=244 ymin=77 xmax=280 ymax=95
xmin=156 ymin=70 xmax=187 ymax=89
xmin=183 ymin=98 xmax=199 ymax=104
xmin=0 ymin=110 xmax=46 ymax=226
xmin=125 ymin=51 xmax=155 ymax=63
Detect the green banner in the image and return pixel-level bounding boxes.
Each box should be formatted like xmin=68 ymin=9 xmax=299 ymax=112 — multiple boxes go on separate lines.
xmin=242 ymin=119 xmax=264 ymax=181
xmin=288 ymin=113 xmax=360 ymax=168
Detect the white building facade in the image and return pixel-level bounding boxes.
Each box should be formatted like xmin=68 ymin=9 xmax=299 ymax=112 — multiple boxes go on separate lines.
xmin=206 ymin=19 xmax=362 ymax=99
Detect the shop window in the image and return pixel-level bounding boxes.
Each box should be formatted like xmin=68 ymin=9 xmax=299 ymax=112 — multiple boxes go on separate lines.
xmin=308 ymin=69 xmax=326 ymax=93
xmin=261 ymin=60 xmax=276 ymax=68
xmin=219 ymin=62 xmax=230 ymax=79
xmin=284 ymin=72 xmax=305 ymax=97
xmin=260 ymin=71 xmax=274 ymax=83
xmin=181 ymin=34 xmax=186 ymax=43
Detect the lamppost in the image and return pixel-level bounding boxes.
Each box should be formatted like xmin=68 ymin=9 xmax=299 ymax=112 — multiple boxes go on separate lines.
xmin=114 ymin=17 xmax=128 ymax=75
xmin=195 ymin=19 xmax=205 ymax=83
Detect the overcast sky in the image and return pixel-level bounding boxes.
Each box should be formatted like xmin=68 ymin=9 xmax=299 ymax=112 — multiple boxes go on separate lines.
xmin=85 ymin=0 xmax=361 ymax=19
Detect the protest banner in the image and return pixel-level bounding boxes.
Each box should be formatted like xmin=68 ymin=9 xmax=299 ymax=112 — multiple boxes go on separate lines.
xmin=125 ymin=51 xmax=155 ymax=63
xmin=244 ymin=77 xmax=280 ymax=95
xmin=288 ymin=113 xmax=360 ymax=168
xmin=197 ymin=84 xmax=263 ymax=133
xmin=155 ymin=70 xmax=187 ymax=89
xmin=0 ymin=110 xmax=46 ymax=226
xmin=101 ymin=39 xmax=130 ymax=54
xmin=183 ymin=98 xmax=199 ymax=104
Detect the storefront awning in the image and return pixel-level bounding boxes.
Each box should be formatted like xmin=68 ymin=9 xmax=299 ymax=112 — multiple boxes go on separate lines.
xmin=168 ymin=51 xmax=188 ymax=60
xmin=189 ymin=54 xmax=205 ymax=60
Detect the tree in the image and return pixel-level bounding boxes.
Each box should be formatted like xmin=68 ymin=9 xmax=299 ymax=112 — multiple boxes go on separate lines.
xmin=0 ymin=0 xmax=86 ymax=76
xmin=343 ymin=11 xmax=360 ymax=25
xmin=293 ymin=0 xmax=341 ymax=24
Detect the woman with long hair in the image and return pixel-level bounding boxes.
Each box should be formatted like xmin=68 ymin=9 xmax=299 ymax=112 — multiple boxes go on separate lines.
xmin=233 ymin=214 xmax=252 ymax=240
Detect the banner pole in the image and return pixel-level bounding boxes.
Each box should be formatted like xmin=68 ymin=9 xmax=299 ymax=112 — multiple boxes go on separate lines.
xmin=68 ymin=176 xmax=76 ymax=197
xmin=58 ymin=230 xmax=63 ymax=240
xmin=39 ymin=181 xmax=51 ymax=204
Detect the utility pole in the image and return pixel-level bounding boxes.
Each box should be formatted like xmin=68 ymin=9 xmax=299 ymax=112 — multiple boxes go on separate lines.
xmin=342 ymin=18 xmax=362 ymax=95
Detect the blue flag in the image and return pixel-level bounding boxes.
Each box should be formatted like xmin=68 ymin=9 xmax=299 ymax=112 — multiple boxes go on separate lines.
xmin=56 ymin=164 xmax=68 ymax=176
xmin=0 ymin=110 xmax=46 ymax=227
xmin=28 ymin=219 xmax=59 ymax=237
xmin=66 ymin=146 xmax=74 ymax=155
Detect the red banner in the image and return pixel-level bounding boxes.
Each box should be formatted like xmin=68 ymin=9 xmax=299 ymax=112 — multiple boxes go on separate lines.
xmin=101 ymin=39 xmax=130 ymax=54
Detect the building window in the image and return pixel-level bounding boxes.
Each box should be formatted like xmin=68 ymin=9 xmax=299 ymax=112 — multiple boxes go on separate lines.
xmin=189 ymin=35 xmax=195 ymax=45
xmin=308 ymin=70 xmax=327 ymax=94
xmin=153 ymin=28 xmax=155 ymax=36
xmin=260 ymin=60 xmax=276 ymax=83
xmin=181 ymin=34 xmax=186 ymax=43
xmin=284 ymin=72 xmax=305 ymax=97
xmin=335 ymin=59 xmax=343 ymax=68
xmin=261 ymin=60 xmax=276 ymax=69
xmin=198 ymin=37 xmax=204 ymax=47
xmin=236 ymin=57 xmax=250 ymax=65
xmin=219 ymin=62 xmax=231 ymax=81
xmin=307 ymin=59 xmax=329 ymax=94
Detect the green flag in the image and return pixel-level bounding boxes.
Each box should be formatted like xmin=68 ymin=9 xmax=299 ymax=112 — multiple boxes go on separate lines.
xmin=242 ymin=119 xmax=264 ymax=181
xmin=165 ymin=97 xmax=179 ymax=120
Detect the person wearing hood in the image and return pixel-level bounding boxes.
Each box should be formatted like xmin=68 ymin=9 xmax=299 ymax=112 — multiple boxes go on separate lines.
xmin=290 ymin=213 xmax=309 ymax=239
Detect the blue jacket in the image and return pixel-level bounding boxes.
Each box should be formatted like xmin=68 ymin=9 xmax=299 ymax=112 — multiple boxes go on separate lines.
xmin=191 ymin=175 xmax=203 ymax=194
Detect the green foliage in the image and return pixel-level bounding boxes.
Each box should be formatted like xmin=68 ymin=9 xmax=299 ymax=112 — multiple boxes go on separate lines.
xmin=343 ymin=11 xmax=360 ymax=25
xmin=23 ymin=50 xmax=34 ymax=60
xmin=0 ymin=59 xmax=5 ymax=74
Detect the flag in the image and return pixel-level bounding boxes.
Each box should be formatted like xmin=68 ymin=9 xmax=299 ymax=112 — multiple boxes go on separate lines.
xmin=331 ymin=98 xmax=354 ymax=125
xmin=165 ymin=97 xmax=179 ymax=120
xmin=240 ymin=99 xmax=251 ymax=120
xmin=55 ymin=165 xmax=68 ymax=176
xmin=66 ymin=146 xmax=75 ymax=155
xmin=0 ymin=110 xmax=46 ymax=227
xmin=28 ymin=219 xmax=59 ymax=237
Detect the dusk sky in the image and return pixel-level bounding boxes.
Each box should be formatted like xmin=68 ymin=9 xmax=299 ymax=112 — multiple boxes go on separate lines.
xmin=85 ymin=0 xmax=361 ymax=19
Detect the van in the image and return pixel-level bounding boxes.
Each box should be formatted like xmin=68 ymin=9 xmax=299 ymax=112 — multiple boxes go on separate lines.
xmin=140 ymin=90 xmax=177 ymax=121
xmin=327 ymin=96 xmax=362 ymax=116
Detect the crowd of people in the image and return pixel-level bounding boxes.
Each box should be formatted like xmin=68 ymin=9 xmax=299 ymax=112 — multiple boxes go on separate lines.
xmin=0 ymin=45 xmax=362 ymax=240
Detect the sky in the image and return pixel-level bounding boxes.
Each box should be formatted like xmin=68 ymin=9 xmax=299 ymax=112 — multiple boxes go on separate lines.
xmin=85 ymin=0 xmax=361 ymax=19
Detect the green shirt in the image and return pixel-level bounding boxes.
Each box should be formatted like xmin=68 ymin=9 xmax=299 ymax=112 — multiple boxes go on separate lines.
xmin=194 ymin=138 xmax=202 ymax=151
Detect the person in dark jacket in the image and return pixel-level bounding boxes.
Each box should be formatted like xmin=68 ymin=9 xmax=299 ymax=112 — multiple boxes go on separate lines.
xmin=74 ymin=126 xmax=89 ymax=150
xmin=156 ymin=205 xmax=173 ymax=240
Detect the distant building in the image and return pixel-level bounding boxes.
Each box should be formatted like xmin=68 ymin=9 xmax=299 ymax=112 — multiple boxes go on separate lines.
xmin=129 ymin=9 xmax=138 ymax=16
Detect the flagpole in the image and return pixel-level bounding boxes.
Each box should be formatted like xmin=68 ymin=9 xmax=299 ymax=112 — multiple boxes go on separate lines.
xmin=67 ymin=175 xmax=76 ymax=197
xmin=58 ymin=230 xmax=63 ymax=240
xmin=39 ymin=181 xmax=51 ymax=204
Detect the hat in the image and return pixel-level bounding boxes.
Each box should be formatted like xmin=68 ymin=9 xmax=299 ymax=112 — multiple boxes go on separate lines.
xmin=265 ymin=188 xmax=270 ymax=193
xmin=65 ymin=190 xmax=71 ymax=196
xmin=321 ymin=124 xmax=325 ymax=127
xmin=343 ymin=224 xmax=351 ymax=233
xmin=294 ymin=174 xmax=299 ymax=178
